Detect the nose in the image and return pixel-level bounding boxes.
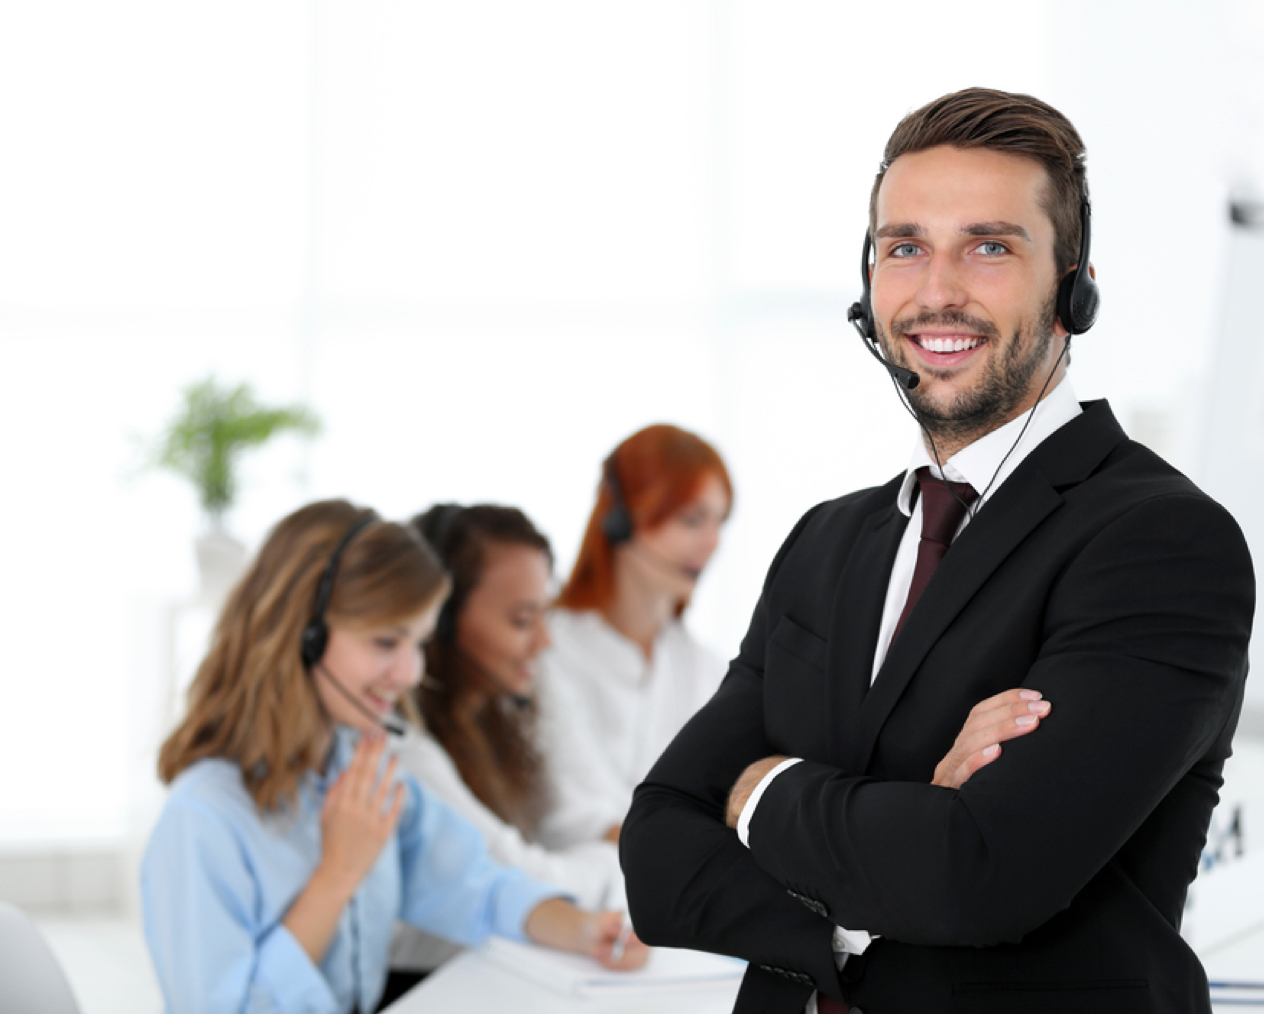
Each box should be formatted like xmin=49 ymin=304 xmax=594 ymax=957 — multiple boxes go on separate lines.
xmin=701 ymin=521 xmax=722 ymax=561
xmin=917 ymin=251 xmax=968 ymax=312
xmin=531 ymin=616 xmax=552 ymax=655
xmin=393 ymin=646 xmax=424 ymax=690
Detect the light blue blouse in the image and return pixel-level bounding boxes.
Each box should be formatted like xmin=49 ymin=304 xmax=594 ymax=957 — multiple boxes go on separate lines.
xmin=141 ymin=728 xmax=563 ymax=1014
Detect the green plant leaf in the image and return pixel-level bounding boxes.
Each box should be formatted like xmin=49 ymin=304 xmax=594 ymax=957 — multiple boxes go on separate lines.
xmin=149 ymin=376 xmax=321 ymax=521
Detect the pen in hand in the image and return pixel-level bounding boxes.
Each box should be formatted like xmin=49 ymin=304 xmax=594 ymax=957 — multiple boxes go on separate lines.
xmin=610 ymin=915 xmax=633 ymax=963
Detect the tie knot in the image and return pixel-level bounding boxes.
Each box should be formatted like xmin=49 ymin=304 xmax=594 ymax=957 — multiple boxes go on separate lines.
xmin=916 ymin=467 xmax=978 ymax=548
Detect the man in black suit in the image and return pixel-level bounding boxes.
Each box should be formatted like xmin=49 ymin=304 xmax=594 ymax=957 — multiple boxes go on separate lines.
xmin=621 ymin=88 xmax=1255 ymax=1013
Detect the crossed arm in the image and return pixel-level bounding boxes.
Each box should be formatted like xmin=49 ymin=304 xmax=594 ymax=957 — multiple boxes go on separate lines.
xmin=623 ymin=492 xmax=1252 ymax=971
xmin=723 ymin=688 xmax=1053 ymax=829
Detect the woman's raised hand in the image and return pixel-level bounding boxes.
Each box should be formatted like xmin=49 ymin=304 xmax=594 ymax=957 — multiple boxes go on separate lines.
xmin=318 ymin=733 xmax=405 ymax=891
xmin=285 ymin=733 xmax=405 ymax=962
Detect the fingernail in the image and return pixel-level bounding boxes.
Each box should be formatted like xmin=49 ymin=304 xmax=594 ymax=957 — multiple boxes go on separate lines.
xmin=1015 ymin=714 xmax=1037 ymax=727
xmin=1029 ymin=700 xmax=1051 ymax=714
xmin=1019 ymin=690 xmax=1042 ymax=701
xmin=983 ymin=743 xmax=1000 ymax=757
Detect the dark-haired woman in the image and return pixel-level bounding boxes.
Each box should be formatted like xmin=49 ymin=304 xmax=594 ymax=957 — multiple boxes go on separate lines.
xmin=389 ymin=504 xmax=625 ymax=976
xmin=534 ymin=424 xmax=733 ymax=849
xmin=143 ymin=500 xmax=645 ymax=1014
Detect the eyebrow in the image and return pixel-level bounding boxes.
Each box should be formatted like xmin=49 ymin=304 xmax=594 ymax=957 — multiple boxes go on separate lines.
xmin=874 ymin=221 xmax=1033 ymax=242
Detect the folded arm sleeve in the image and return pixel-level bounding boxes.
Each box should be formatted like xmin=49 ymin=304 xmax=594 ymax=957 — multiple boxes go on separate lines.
xmin=141 ymin=798 xmax=337 ymax=1014
xmin=621 ymin=504 xmax=841 ymax=989
xmin=746 ymin=493 xmax=1254 ymax=946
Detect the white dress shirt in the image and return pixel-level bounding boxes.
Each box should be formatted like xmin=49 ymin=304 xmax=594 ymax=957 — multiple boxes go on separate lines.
xmin=738 ymin=379 xmax=1083 ymax=1014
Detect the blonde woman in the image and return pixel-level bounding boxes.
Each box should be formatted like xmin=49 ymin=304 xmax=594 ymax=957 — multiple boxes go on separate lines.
xmin=143 ymin=500 xmax=644 ymax=1014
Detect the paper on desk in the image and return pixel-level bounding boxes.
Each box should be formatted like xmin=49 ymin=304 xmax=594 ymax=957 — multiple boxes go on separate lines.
xmin=479 ymin=937 xmax=746 ymax=998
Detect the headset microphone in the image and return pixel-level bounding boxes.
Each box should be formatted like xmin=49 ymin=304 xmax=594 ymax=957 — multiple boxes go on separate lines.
xmin=300 ymin=511 xmax=406 ymax=737
xmin=314 ymin=662 xmax=407 ymax=736
xmin=848 ymin=195 xmax=1098 ymax=391
xmin=847 ymin=234 xmax=920 ymax=391
xmin=601 ymin=455 xmax=704 ymax=583
xmin=850 ymin=305 xmax=921 ymax=390
xmin=452 ymin=645 xmax=534 ymax=711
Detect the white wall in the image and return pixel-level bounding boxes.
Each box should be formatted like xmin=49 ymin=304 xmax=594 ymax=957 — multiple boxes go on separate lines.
xmin=0 ymin=1 xmax=1260 ymax=850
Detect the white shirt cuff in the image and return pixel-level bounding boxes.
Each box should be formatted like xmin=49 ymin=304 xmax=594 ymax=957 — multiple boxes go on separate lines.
xmin=736 ymin=757 xmax=802 ymax=846
xmin=832 ymin=924 xmax=875 ymax=956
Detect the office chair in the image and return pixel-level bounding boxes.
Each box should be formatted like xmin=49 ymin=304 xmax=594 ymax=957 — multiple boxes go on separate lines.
xmin=0 ymin=901 xmax=83 ymax=1014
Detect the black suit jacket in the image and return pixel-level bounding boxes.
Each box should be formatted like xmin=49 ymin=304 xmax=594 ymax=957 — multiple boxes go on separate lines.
xmin=622 ymin=401 xmax=1255 ymax=1014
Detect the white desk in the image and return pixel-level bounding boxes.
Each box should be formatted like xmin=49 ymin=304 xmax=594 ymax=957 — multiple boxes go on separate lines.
xmin=384 ymin=949 xmax=743 ymax=1014
xmin=384 ymin=939 xmax=1264 ymax=1013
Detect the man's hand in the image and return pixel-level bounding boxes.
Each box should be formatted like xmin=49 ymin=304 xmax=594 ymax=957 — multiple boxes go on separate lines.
xmin=725 ymin=755 xmax=790 ymax=828
xmin=932 ymin=689 xmax=1051 ymax=789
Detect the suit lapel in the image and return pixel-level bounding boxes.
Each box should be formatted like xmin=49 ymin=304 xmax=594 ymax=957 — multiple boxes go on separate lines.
xmin=847 ymin=400 xmax=1129 ymax=773
xmin=829 ymin=493 xmax=906 ymax=772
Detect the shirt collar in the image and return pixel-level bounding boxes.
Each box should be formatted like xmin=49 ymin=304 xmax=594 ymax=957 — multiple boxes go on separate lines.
xmin=311 ymin=724 xmax=360 ymax=792
xmin=897 ymin=377 xmax=1082 ymax=517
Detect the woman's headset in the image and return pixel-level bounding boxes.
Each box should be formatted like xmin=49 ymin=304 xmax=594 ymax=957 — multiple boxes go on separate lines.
xmin=299 ymin=512 xmax=380 ymax=669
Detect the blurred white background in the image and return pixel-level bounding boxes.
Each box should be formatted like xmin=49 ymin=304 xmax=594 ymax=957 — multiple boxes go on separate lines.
xmin=0 ymin=0 xmax=1261 ymax=912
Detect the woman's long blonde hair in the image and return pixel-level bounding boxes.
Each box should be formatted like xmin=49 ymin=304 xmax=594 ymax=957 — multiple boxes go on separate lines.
xmin=158 ymin=500 xmax=449 ymax=812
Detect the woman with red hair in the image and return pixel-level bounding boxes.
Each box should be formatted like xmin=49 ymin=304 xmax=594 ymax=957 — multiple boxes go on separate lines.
xmin=535 ymin=424 xmax=733 ymax=848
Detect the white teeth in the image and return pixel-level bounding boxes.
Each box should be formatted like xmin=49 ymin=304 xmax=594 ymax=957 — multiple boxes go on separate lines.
xmin=919 ymin=335 xmax=981 ymax=353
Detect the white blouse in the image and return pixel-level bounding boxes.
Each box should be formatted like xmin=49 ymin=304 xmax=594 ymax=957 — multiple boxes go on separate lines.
xmin=534 ymin=608 xmax=726 ymax=850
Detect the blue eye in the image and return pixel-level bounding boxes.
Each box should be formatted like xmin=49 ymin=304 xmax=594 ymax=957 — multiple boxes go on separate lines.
xmin=890 ymin=242 xmax=920 ymax=258
xmin=977 ymin=241 xmax=1008 ymax=256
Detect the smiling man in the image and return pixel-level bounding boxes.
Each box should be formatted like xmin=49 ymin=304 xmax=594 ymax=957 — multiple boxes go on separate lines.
xmin=621 ymin=88 xmax=1255 ymax=1014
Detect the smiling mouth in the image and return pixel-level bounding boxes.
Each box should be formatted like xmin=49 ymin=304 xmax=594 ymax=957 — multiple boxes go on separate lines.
xmin=365 ymin=691 xmax=396 ymax=712
xmin=912 ymin=334 xmax=985 ymax=353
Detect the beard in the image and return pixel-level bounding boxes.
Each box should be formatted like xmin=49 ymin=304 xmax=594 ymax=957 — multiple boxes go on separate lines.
xmin=879 ymin=289 xmax=1060 ymax=448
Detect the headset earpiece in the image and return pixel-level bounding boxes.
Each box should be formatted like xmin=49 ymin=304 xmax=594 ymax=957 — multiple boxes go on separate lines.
xmin=425 ymin=504 xmax=465 ymax=643
xmin=846 ymin=233 xmax=878 ymax=344
xmin=435 ymin=597 xmax=458 ymax=643
xmin=601 ymin=456 xmax=634 ymax=546
xmin=1055 ymin=198 xmax=1101 ymax=336
xmin=299 ymin=512 xmax=378 ymax=669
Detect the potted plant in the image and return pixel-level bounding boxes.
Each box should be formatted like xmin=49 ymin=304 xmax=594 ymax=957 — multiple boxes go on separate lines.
xmin=151 ymin=375 xmax=320 ymax=601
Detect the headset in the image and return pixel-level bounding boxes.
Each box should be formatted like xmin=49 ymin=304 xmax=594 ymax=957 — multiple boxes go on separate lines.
xmin=299 ymin=511 xmax=380 ymax=669
xmin=601 ymin=455 xmax=635 ymax=546
xmin=420 ymin=502 xmax=535 ymax=709
xmin=426 ymin=503 xmax=466 ymax=643
xmin=299 ymin=510 xmax=409 ymax=736
xmin=847 ymin=195 xmax=1101 ymax=387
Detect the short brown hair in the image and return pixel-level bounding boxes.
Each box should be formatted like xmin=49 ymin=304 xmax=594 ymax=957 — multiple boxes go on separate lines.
xmin=869 ymin=87 xmax=1088 ymax=276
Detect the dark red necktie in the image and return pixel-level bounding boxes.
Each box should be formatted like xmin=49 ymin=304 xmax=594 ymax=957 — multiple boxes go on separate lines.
xmin=891 ymin=467 xmax=978 ymax=644
xmin=819 ymin=472 xmax=977 ymax=1014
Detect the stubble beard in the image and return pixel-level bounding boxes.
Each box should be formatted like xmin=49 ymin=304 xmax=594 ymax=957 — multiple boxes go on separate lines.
xmin=881 ymin=289 xmax=1060 ymax=451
